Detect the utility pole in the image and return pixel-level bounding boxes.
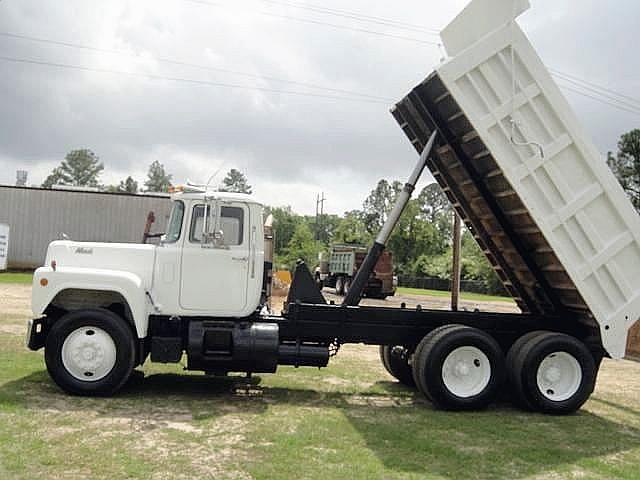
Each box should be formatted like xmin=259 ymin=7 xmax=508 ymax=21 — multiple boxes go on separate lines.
xmin=451 ymin=212 xmax=462 ymax=311
xmin=315 ymin=192 xmax=326 ymax=242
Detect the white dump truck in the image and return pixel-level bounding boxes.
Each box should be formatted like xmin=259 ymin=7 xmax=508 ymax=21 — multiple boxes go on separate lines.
xmin=26 ymin=0 xmax=640 ymax=414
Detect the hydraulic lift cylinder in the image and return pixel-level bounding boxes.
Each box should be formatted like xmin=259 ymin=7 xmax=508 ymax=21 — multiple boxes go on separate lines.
xmin=342 ymin=131 xmax=437 ymax=307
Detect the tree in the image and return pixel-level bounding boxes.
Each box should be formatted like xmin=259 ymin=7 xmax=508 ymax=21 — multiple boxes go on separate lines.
xmin=279 ymin=223 xmax=321 ymax=270
xmin=42 ymin=149 xmax=103 ymax=188
xmin=267 ymin=206 xmax=303 ymax=254
xmin=417 ymin=183 xmax=454 ymax=241
xmin=120 ymin=176 xmax=139 ymax=193
xmin=418 ymin=183 xmax=451 ymax=223
xmin=333 ymin=210 xmax=371 ymax=245
xmin=608 ymin=129 xmax=640 ymax=211
xmin=362 ymin=179 xmax=395 ymax=234
xmin=107 ymin=176 xmax=139 ymax=194
xmin=145 ymin=161 xmax=173 ymax=193
xmin=388 ymin=199 xmax=443 ymax=272
xmin=221 ymin=168 xmax=252 ymax=194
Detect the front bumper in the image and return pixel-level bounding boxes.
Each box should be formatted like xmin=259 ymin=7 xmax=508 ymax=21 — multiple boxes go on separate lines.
xmin=25 ymin=317 xmax=49 ymax=351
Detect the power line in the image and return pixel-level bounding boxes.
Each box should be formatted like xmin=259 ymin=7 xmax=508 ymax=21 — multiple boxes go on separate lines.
xmin=550 ymin=68 xmax=640 ymax=108
xmin=0 ymin=54 xmax=391 ymax=105
xmin=254 ymin=0 xmax=441 ymax=35
xmin=0 ymin=31 xmax=394 ymax=102
xmin=181 ymin=0 xmax=441 ymax=46
xmin=557 ymin=82 xmax=640 ymax=117
xmin=553 ymin=74 xmax=640 ymax=113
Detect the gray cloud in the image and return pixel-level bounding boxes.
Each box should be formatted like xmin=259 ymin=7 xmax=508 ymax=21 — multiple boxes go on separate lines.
xmin=0 ymin=0 xmax=638 ymax=214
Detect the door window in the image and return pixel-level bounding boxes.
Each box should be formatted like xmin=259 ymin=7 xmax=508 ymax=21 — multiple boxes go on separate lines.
xmin=189 ymin=204 xmax=245 ymax=246
xmin=220 ymin=206 xmax=244 ymax=246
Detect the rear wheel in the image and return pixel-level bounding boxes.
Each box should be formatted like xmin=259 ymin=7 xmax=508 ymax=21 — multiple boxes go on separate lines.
xmin=413 ymin=325 xmax=505 ymax=410
xmin=412 ymin=325 xmax=459 ymax=400
xmin=505 ymin=331 xmax=547 ymax=409
xmin=379 ymin=346 xmax=415 ymax=387
xmin=45 ymin=308 xmax=136 ymax=396
xmin=343 ymin=277 xmax=351 ymax=296
xmin=508 ymin=332 xmax=597 ymax=414
xmin=335 ymin=276 xmax=345 ymax=296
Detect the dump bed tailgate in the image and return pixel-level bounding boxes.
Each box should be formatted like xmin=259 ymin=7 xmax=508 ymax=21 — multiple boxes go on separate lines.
xmin=392 ymin=0 xmax=640 ymax=358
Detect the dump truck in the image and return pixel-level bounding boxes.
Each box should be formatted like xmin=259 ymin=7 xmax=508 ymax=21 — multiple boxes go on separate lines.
xmin=316 ymin=245 xmax=396 ymax=299
xmin=26 ymin=0 xmax=640 ymax=414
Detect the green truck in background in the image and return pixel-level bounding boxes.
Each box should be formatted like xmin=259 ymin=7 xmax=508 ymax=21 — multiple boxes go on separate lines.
xmin=315 ymin=245 xmax=397 ymax=299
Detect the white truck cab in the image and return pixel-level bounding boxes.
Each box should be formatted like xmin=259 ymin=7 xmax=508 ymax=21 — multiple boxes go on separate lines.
xmin=31 ymin=189 xmax=267 ymax=340
xmin=27 ymin=188 xmax=279 ymax=397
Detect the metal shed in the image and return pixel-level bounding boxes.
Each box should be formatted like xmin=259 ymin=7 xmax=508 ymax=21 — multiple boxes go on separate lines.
xmin=0 ymin=186 xmax=171 ymax=269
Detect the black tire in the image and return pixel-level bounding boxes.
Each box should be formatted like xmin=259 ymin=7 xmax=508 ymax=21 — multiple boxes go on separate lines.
xmin=336 ymin=276 xmax=345 ymax=296
xmin=509 ymin=332 xmax=597 ymax=415
xmin=506 ymin=331 xmax=548 ymax=409
xmin=343 ymin=277 xmax=351 ymax=296
xmin=412 ymin=325 xmax=461 ymax=401
xmin=413 ymin=325 xmax=505 ymax=411
xmin=379 ymin=346 xmax=415 ymax=387
xmin=45 ymin=308 xmax=136 ymax=396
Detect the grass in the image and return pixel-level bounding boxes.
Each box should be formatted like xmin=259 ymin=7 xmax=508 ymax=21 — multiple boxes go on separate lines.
xmin=2 ymin=284 xmax=640 ymax=479
xmin=0 ymin=273 xmax=33 ymax=285
xmin=397 ymin=286 xmax=514 ymax=303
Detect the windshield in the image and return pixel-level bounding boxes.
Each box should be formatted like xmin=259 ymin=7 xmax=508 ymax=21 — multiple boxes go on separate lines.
xmin=164 ymin=201 xmax=185 ymax=243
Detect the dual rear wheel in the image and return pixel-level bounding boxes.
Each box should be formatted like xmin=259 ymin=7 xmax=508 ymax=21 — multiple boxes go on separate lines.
xmin=335 ymin=276 xmax=352 ymax=296
xmin=381 ymin=327 xmax=598 ymax=414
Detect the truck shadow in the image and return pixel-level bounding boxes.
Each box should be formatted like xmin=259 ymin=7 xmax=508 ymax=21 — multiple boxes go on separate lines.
xmin=3 ymin=371 xmax=639 ymax=479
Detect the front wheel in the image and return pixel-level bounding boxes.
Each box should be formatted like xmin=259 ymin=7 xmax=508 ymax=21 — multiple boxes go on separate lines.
xmin=45 ymin=308 xmax=136 ymax=396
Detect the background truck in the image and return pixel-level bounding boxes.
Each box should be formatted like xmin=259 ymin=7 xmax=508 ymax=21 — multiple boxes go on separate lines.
xmin=25 ymin=0 xmax=640 ymax=415
xmin=316 ymin=245 xmax=396 ymax=298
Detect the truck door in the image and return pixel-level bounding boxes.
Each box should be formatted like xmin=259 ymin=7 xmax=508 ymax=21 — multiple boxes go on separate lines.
xmin=180 ymin=201 xmax=250 ymax=314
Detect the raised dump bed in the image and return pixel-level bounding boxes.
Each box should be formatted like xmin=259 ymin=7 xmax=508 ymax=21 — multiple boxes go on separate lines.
xmin=392 ymin=0 xmax=640 ymax=359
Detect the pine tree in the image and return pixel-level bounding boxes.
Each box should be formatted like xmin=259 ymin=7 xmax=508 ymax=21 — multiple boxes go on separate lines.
xmin=221 ymin=169 xmax=252 ymax=194
xmin=42 ymin=149 xmax=104 ymax=188
xmin=144 ymin=161 xmax=173 ymax=192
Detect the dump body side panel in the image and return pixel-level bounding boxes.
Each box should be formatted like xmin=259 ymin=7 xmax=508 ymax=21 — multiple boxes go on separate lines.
xmin=393 ymin=19 xmax=640 ymax=358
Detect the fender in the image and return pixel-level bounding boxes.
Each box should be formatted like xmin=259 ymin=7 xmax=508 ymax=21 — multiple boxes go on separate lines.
xmin=32 ymin=266 xmax=151 ymax=338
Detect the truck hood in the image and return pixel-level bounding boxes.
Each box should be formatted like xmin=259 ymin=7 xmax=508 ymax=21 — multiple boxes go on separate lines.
xmin=44 ymin=240 xmax=156 ymax=289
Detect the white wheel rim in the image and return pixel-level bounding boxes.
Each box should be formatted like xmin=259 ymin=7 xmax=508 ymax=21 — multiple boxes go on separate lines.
xmin=61 ymin=326 xmax=117 ymax=382
xmin=442 ymin=346 xmax=491 ymax=398
xmin=536 ymin=351 xmax=582 ymax=402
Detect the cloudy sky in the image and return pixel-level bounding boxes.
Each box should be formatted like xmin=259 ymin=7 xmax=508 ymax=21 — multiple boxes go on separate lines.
xmin=0 ymin=0 xmax=638 ymax=215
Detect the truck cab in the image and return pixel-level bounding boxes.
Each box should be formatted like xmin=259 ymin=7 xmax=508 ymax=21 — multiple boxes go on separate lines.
xmin=31 ymin=188 xmax=267 ymax=337
xmin=27 ymin=188 xmax=281 ymax=396
xmin=150 ymin=190 xmax=265 ymax=318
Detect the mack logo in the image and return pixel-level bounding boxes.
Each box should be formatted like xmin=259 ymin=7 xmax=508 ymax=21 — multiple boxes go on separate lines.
xmin=75 ymin=247 xmax=94 ymax=255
